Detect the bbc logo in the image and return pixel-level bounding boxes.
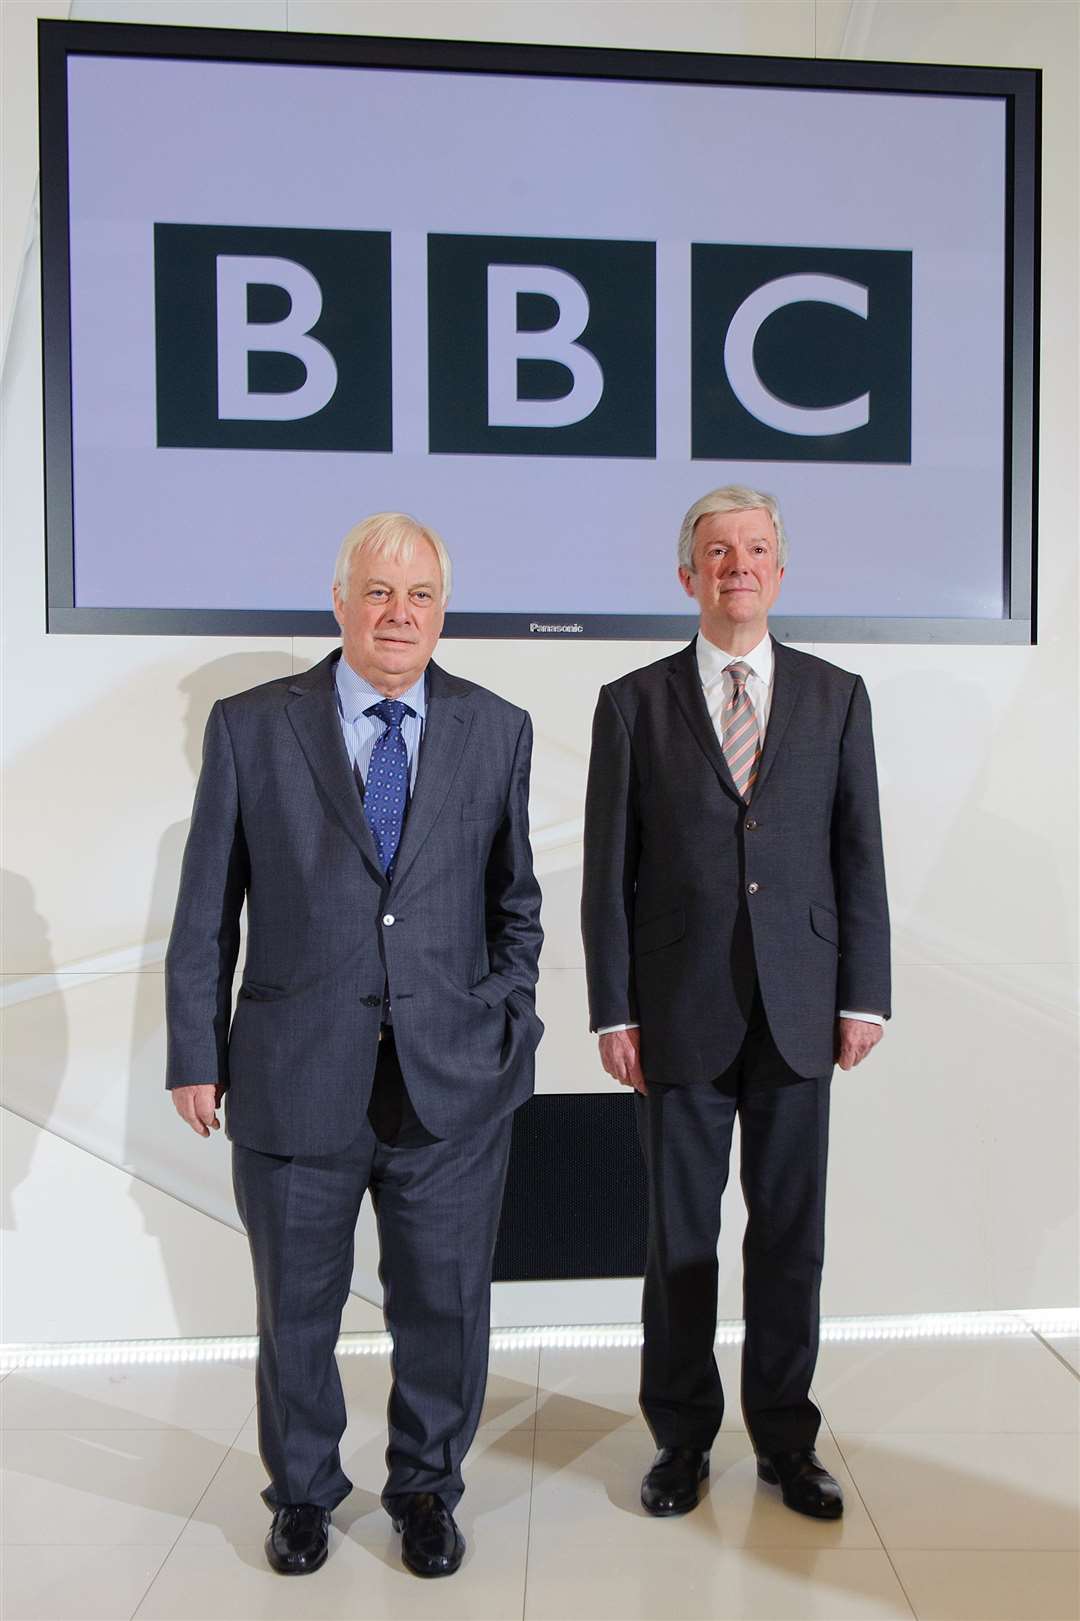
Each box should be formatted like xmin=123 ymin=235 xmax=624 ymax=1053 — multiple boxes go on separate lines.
xmin=154 ymin=224 xmax=911 ymax=463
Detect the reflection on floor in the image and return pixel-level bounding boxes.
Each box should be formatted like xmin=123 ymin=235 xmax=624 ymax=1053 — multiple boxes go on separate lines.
xmin=1 ymin=1320 xmax=1077 ymax=1620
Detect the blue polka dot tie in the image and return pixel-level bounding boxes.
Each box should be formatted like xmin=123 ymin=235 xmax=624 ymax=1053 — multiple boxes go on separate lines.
xmin=363 ymin=699 xmax=414 ymax=879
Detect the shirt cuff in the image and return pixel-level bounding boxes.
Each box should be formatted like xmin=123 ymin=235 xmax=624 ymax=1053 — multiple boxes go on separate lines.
xmin=603 ymin=1015 xmax=884 ymax=1031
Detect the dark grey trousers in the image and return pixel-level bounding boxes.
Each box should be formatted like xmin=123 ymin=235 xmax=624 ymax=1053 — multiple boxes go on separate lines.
xmin=232 ymin=1036 xmax=513 ymax=1515
xmin=635 ymin=992 xmax=831 ymax=1457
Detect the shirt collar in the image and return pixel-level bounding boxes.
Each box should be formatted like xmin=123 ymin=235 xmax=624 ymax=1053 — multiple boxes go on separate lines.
xmin=696 ymin=629 xmax=774 ymax=692
xmin=334 ymin=652 xmax=427 ymax=724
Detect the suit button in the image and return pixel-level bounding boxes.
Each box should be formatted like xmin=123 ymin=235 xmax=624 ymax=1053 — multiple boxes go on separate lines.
xmin=362 ymin=995 xmax=381 ymax=1008
xmin=745 ymin=818 xmax=758 ymax=831
xmin=747 ymin=882 xmax=760 ymax=895
xmin=382 ymin=914 xmax=395 ymax=926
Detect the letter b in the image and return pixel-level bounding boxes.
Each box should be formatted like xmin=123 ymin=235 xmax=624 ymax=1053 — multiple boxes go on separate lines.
xmin=486 ymin=265 xmax=604 ymax=428
xmin=155 ymin=224 xmax=391 ymax=452
xmin=428 ymin=234 xmax=655 ymax=457
xmin=215 ymin=256 xmax=338 ymax=422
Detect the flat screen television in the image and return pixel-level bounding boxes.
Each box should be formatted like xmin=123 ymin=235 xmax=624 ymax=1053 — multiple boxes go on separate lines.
xmin=39 ymin=20 xmax=1039 ymax=641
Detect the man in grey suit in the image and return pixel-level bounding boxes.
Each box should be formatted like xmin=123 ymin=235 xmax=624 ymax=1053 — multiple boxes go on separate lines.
xmin=166 ymin=513 xmax=543 ymax=1578
xmin=581 ymin=485 xmax=890 ymax=1523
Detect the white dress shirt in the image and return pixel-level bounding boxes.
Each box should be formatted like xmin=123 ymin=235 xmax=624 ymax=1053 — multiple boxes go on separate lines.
xmin=598 ymin=630 xmax=882 ymax=1034
xmin=697 ymin=626 xmax=774 ymax=741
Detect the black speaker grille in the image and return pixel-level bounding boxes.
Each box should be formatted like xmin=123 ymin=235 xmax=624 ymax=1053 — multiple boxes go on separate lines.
xmin=493 ymin=1093 xmax=648 ymax=1282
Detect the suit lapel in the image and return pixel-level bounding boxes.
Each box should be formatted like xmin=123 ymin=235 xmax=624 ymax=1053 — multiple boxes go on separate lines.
xmin=666 ymin=640 xmax=743 ymax=804
xmin=285 ymin=651 xmax=382 ymax=877
xmin=752 ymin=636 xmax=800 ymax=801
xmin=390 ymin=660 xmax=474 ymax=890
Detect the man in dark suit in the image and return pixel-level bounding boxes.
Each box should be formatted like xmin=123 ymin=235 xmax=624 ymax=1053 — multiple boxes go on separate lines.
xmin=581 ymin=485 xmax=889 ymax=1522
xmin=166 ymin=513 xmax=543 ymax=1578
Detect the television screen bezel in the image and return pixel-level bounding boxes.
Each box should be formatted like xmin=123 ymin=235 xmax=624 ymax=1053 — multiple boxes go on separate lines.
xmin=38 ymin=18 xmax=1040 ymax=643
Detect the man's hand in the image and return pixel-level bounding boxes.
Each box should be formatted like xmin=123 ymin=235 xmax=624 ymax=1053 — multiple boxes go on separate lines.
xmin=835 ymin=1018 xmax=883 ymax=1071
xmin=598 ymin=1028 xmax=647 ymax=1095
xmin=171 ymin=1084 xmax=225 ymax=1137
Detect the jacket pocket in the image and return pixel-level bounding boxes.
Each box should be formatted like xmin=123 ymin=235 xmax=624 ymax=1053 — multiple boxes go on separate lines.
xmin=468 ymin=972 xmax=511 ymax=1007
xmin=809 ymin=905 xmax=840 ymax=948
xmin=634 ymin=906 xmax=685 ymax=956
xmin=237 ymin=980 xmax=288 ymax=1001
xmin=462 ymin=799 xmax=502 ymax=821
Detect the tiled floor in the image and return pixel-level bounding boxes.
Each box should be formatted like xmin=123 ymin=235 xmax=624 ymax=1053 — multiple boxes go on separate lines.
xmin=2 ymin=1329 xmax=1078 ymax=1620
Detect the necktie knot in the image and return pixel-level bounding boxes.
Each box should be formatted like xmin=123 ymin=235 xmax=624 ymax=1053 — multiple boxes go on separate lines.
xmin=725 ymin=660 xmax=753 ymax=698
xmin=366 ymin=699 xmax=415 ymax=730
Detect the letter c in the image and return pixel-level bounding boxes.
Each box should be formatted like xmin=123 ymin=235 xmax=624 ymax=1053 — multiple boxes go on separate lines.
xmin=723 ymin=273 xmax=870 ymax=436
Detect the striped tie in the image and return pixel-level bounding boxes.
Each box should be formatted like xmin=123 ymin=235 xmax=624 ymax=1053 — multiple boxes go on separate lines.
xmin=722 ymin=660 xmax=761 ymax=801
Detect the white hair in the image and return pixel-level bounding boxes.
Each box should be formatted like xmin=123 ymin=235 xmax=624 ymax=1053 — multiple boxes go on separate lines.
xmin=333 ymin=512 xmax=452 ymax=605
xmin=677 ymin=485 xmax=788 ymax=571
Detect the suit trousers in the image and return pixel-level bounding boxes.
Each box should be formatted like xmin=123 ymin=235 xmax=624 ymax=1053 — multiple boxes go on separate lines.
xmin=232 ymin=1033 xmax=513 ymax=1515
xmin=635 ymin=992 xmax=831 ymax=1457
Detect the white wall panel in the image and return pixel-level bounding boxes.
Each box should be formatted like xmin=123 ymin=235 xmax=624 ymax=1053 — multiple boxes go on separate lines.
xmin=533 ymin=970 xmax=602 ymax=1095
xmin=3 ymin=972 xmax=236 ymax=1230
xmin=287 ymin=0 xmax=813 ymax=55
xmin=830 ymin=644 xmax=1078 ymax=971
xmin=69 ymin=1 xmax=286 ymax=26
xmin=2 ymin=0 xmax=1076 ymax=1343
xmin=1 ymin=1106 xmax=258 ymax=1341
xmin=825 ymin=960 xmax=1080 ymax=1316
xmin=824 ymin=0 xmax=1076 ymax=69
xmin=1 ymin=635 xmax=293 ymax=972
xmin=1 ymin=1106 xmax=386 ymax=1340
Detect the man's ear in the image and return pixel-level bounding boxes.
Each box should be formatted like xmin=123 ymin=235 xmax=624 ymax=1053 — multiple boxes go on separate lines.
xmin=677 ymin=567 xmax=697 ymax=602
xmin=331 ymin=584 xmax=346 ymax=631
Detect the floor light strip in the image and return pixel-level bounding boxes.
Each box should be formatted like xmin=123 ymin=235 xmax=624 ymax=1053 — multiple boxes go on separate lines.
xmin=2 ymin=1307 xmax=1075 ymax=1371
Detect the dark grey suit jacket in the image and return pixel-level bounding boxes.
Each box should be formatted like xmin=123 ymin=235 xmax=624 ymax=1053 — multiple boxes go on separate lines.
xmin=165 ymin=651 xmax=543 ymax=1153
xmin=581 ymin=637 xmax=890 ymax=1082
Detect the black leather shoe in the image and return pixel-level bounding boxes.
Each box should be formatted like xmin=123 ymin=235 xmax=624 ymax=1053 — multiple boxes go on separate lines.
xmin=757 ymin=1448 xmax=844 ymax=1519
xmin=640 ymin=1447 xmax=710 ymax=1516
xmin=265 ymin=1503 xmax=331 ymax=1574
xmin=392 ymin=1493 xmax=465 ymax=1578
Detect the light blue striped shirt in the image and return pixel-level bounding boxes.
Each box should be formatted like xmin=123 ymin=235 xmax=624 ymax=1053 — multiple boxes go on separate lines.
xmin=334 ymin=655 xmax=427 ymax=791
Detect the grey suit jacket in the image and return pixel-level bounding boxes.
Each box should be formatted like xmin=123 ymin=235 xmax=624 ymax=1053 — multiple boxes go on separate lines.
xmin=581 ymin=637 xmax=890 ymax=1082
xmin=165 ymin=651 xmax=544 ymax=1152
